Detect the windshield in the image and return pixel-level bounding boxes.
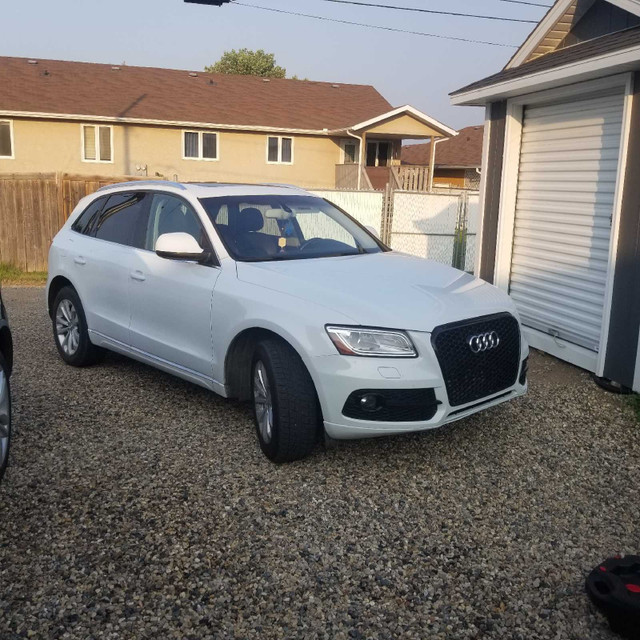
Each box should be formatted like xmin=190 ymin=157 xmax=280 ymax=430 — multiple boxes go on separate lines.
xmin=199 ymin=195 xmax=387 ymax=262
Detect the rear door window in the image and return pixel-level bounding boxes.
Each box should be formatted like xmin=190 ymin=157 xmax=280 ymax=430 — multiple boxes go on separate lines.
xmin=72 ymin=196 xmax=108 ymax=235
xmin=92 ymin=192 xmax=149 ymax=247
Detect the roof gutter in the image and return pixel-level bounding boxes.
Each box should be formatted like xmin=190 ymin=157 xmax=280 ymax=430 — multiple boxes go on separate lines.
xmin=0 ymin=110 xmax=334 ymax=136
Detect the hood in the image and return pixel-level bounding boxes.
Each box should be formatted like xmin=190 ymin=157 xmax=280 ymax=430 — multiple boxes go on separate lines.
xmin=236 ymin=251 xmax=517 ymax=332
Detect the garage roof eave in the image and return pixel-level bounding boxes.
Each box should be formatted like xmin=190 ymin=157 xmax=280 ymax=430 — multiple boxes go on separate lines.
xmin=451 ymin=26 xmax=640 ymax=106
xmin=451 ymin=41 xmax=640 ymax=106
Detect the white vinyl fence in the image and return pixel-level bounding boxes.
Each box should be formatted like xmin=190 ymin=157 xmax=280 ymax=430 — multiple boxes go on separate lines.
xmin=308 ymin=188 xmax=479 ymax=273
xmin=312 ymin=190 xmax=384 ymax=237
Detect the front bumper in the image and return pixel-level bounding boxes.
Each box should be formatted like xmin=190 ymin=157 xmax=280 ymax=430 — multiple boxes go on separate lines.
xmin=311 ymin=329 xmax=528 ymax=440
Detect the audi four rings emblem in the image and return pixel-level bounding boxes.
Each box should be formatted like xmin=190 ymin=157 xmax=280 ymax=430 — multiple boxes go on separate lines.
xmin=468 ymin=331 xmax=500 ymax=353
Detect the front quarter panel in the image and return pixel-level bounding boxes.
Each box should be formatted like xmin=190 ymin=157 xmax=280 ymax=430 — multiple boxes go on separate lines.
xmin=210 ymin=268 xmax=355 ymax=386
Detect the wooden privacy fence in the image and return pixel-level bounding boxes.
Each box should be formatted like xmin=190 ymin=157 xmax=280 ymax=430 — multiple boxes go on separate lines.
xmin=0 ymin=173 xmax=142 ymax=271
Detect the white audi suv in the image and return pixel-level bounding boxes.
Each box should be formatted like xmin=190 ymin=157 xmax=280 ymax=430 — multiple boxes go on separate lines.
xmin=47 ymin=182 xmax=528 ymax=462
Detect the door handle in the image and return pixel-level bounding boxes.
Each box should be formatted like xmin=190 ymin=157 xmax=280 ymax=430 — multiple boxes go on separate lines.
xmin=74 ymin=256 xmax=86 ymax=265
xmin=130 ymin=270 xmax=146 ymax=282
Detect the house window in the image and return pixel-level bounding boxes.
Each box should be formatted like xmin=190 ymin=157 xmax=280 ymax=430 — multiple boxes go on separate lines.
xmin=82 ymin=125 xmax=113 ymax=162
xmin=0 ymin=120 xmax=14 ymax=158
xmin=341 ymin=140 xmax=359 ymax=164
xmin=366 ymin=141 xmax=391 ymax=167
xmin=183 ymin=131 xmax=218 ymax=160
xmin=267 ymin=136 xmax=293 ymax=164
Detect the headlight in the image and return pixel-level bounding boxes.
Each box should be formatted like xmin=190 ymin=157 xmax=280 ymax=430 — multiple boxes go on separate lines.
xmin=326 ymin=326 xmax=417 ymax=357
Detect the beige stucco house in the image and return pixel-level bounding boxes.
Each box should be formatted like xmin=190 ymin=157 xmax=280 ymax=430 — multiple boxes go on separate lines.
xmin=0 ymin=56 xmax=456 ymax=190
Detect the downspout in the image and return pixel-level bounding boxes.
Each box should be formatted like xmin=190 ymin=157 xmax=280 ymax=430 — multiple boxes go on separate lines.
xmin=428 ymin=137 xmax=445 ymax=192
xmin=346 ymin=129 xmax=364 ymax=190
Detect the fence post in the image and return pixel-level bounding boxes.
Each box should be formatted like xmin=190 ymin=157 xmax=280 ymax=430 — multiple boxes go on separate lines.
xmin=381 ymin=183 xmax=394 ymax=245
xmin=452 ymin=192 xmax=469 ymax=270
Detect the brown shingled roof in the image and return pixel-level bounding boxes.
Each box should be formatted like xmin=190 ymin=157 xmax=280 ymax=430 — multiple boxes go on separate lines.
xmin=401 ymin=125 xmax=483 ymax=168
xmin=0 ymin=56 xmax=393 ymax=131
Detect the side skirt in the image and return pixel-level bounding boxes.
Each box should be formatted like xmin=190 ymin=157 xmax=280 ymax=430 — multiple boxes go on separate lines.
xmin=88 ymin=330 xmax=229 ymax=397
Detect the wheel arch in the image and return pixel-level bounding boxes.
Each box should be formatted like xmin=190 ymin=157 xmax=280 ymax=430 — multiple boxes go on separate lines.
xmin=47 ymin=275 xmax=75 ymax=318
xmin=224 ymin=326 xmax=314 ymax=401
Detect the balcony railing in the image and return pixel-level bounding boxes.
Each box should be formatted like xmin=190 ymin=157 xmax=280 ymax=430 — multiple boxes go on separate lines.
xmin=335 ymin=164 xmax=374 ymax=190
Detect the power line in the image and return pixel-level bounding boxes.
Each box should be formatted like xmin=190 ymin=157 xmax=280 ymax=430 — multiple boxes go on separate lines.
xmin=315 ymin=0 xmax=539 ymax=24
xmin=230 ymin=1 xmax=518 ymax=48
xmin=497 ymin=0 xmax=552 ymax=7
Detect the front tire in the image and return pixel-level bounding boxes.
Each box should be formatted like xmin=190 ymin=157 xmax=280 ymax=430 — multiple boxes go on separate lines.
xmin=52 ymin=286 xmax=103 ymax=367
xmin=0 ymin=353 xmax=11 ymax=482
xmin=252 ymin=338 xmax=320 ymax=463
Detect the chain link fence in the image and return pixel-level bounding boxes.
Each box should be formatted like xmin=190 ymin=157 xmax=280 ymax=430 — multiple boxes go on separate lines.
xmin=388 ymin=191 xmax=478 ymax=272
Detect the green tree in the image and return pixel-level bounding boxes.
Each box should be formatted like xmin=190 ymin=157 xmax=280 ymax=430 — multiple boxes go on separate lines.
xmin=205 ymin=49 xmax=286 ymax=78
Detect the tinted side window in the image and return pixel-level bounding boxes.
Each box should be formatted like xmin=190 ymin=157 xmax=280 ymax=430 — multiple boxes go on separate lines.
xmin=93 ymin=192 xmax=148 ymax=247
xmin=145 ymin=194 xmax=208 ymax=251
xmin=72 ymin=196 xmax=108 ymax=234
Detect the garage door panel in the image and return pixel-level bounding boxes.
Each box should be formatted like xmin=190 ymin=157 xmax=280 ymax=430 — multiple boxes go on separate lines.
xmin=513 ymin=236 xmax=610 ymax=263
xmin=515 ymin=199 xmax=614 ymax=218
xmin=512 ymin=300 xmax=603 ymax=345
xmin=509 ymin=89 xmax=623 ymax=352
xmin=518 ymin=159 xmax=619 ymax=173
xmin=513 ymin=245 xmax=609 ymax=274
xmin=510 ymin=271 xmax=605 ymax=304
xmin=522 ymin=113 xmax=622 ymax=135
xmin=511 ymin=256 xmax=607 ymax=286
xmin=525 ymin=93 xmax=627 ymax=118
xmin=515 ymin=212 xmax=611 ymax=230
xmin=516 ymin=187 xmax=615 ymax=205
xmin=517 ymin=170 xmax=618 ymax=184
xmin=515 ymin=222 xmax=610 ymax=242
xmin=520 ymin=147 xmax=621 ymax=163
xmin=511 ymin=254 xmax=608 ymax=285
xmin=518 ymin=174 xmax=617 ymax=189
xmin=520 ymin=136 xmax=622 ymax=155
xmin=510 ymin=279 xmax=604 ymax=313
xmin=521 ymin=124 xmax=622 ymax=144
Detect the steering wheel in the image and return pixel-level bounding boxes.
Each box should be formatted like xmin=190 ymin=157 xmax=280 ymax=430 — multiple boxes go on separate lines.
xmin=299 ymin=237 xmax=327 ymax=253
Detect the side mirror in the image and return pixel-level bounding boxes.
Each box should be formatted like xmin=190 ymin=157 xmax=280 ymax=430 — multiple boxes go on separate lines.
xmin=365 ymin=225 xmax=380 ymax=239
xmin=155 ymin=232 xmax=206 ymax=261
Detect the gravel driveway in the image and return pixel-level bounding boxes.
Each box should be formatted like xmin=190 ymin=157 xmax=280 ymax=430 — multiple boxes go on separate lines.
xmin=1 ymin=287 xmax=639 ymax=639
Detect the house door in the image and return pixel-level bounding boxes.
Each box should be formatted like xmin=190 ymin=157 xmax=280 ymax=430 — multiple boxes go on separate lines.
xmin=508 ymin=88 xmax=625 ymax=355
xmin=366 ymin=141 xmax=390 ymax=167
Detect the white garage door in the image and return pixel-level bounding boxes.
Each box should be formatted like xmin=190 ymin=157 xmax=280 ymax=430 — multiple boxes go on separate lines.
xmin=509 ymin=89 xmax=625 ymax=353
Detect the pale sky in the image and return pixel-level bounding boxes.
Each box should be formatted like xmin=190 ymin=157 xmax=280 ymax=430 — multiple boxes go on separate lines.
xmin=1 ymin=0 xmax=550 ymax=129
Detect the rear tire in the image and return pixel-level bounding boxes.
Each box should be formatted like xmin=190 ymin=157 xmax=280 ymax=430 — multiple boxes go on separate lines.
xmin=0 ymin=353 xmax=11 ymax=482
xmin=52 ymin=286 xmax=103 ymax=367
xmin=252 ymin=338 xmax=320 ymax=462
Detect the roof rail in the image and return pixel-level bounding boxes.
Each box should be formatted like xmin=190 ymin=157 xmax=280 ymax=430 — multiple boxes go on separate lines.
xmin=258 ymin=183 xmax=300 ymax=189
xmin=96 ymin=180 xmax=187 ymax=192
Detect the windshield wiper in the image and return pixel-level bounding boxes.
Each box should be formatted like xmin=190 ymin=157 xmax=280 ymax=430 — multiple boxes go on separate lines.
xmin=249 ymin=251 xmax=362 ymax=262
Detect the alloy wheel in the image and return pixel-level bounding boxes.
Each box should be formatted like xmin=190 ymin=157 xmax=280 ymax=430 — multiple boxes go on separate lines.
xmin=253 ymin=360 xmax=274 ymax=444
xmin=56 ymin=299 xmax=80 ymax=356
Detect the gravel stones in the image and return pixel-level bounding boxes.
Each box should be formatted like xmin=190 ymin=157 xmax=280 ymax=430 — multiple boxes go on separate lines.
xmin=1 ymin=287 xmax=638 ymax=639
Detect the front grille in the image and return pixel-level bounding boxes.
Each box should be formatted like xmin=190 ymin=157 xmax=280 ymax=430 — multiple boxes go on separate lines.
xmin=431 ymin=313 xmax=520 ymax=407
xmin=343 ymin=388 xmax=440 ymax=422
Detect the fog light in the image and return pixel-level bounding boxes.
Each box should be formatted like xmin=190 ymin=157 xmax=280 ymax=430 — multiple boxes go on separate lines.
xmin=359 ymin=393 xmax=382 ymax=412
